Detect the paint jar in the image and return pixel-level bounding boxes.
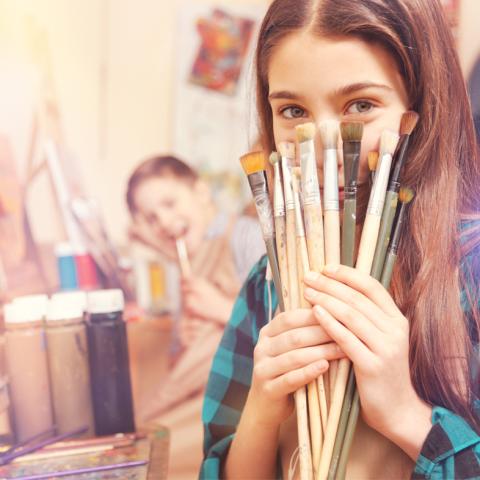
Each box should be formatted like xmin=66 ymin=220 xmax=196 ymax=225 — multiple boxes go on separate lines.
xmin=4 ymin=299 xmax=54 ymax=441
xmin=86 ymin=289 xmax=135 ymax=435
xmin=74 ymin=248 xmax=99 ymax=290
xmin=46 ymin=293 xmax=94 ymax=436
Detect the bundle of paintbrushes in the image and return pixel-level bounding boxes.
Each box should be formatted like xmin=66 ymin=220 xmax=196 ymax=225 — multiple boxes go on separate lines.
xmin=239 ymin=111 xmax=418 ymax=480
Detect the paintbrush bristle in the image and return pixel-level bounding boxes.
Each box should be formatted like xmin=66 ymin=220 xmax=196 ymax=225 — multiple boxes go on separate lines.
xmin=379 ymin=130 xmax=400 ymax=157
xmin=295 ymin=123 xmax=316 ymax=143
xmin=400 ymin=111 xmax=420 ymax=136
xmin=319 ymin=120 xmax=340 ymax=149
xmin=239 ymin=151 xmax=266 ymax=175
xmin=291 ymin=167 xmax=301 ymax=192
xmin=278 ymin=141 xmax=295 ymax=159
xmin=398 ymin=186 xmax=415 ymax=203
xmin=340 ymin=121 xmax=364 ymax=142
xmin=368 ymin=151 xmax=379 ymax=172
xmin=269 ymin=151 xmax=280 ymax=165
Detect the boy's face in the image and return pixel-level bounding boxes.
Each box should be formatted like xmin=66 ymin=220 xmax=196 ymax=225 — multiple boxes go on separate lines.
xmin=132 ymin=176 xmax=212 ymax=260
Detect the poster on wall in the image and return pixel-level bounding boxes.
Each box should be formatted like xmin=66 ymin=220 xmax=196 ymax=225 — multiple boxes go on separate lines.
xmin=172 ymin=3 xmax=265 ymax=212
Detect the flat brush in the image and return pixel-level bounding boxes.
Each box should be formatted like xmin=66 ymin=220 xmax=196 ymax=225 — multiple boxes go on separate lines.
xmin=239 ymin=151 xmax=285 ymax=312
xmin=340 ymin=121 xmax=363 ymax=267
xmin=269 ymin=151 xmax=290 ymax=310
xmin=371 ymin=111 xmax=419 ymax=279
xmin=368 ymin=151 xmax=379 ymax=184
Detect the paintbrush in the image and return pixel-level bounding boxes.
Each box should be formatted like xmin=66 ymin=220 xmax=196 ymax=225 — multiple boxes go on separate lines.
xmin=269 ymin=151 xmax=290 ymax=310
xmin=292 ymin=168 xmax=322 ymax=475
xmin=368 ymin=151 xmax=379 ymax=184
xmin=371 ymin=112 xmax=419 ymax=279
xmin=319 ymin=119 xmax=341 ymax=405
xmin=295 ymin=123 xmax=329 ymax=435
xmin=279 ymin=142 xmax=301 ymax=313
xmin=326 ymin=122 xmax=363 ymax=478
xmin=340 ymin=122 xmax=364 ymax=267
xmin=380 ymin=187 xmax=414 ymax=287
xmin=175 ymin=224 xmax=192 ymax=278
xmin=319 ymin=131 xmax=399 ymax=480
xmin=355 ymin=131 xmax=400 ymax=273
xmin=290 ymin=169 xmax=315 ymax=479
xmin=335 ymin=188 xmax=415 ymax=480
xmin=239 ymin=151 xmax=284 ymax=312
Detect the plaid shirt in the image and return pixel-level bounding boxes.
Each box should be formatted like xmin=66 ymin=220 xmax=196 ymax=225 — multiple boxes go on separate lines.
xmin=201 ymin=241 xmax=480 ymax=479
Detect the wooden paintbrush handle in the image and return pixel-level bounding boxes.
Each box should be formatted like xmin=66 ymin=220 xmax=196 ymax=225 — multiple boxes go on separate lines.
xmin=265 ymin=238 xmax=285 ymax=312
xmin=341 ymin=199 xmax=356 ymax=267
xmin=317 ymin=358 xmax=351 ymax=480
xmin=380 ymin=251 xmax=397 ymax=287
xmin=275 ymin=215 xmax=290 ymax=310
xmin=286 ymin=210 xmax=300 ymax=308
xmin=295 ymin=387 xmax=314 ymax=480
xmin=323 ymin=210 xmax=340 ymax=265
xmin=370 ymin=191 xmax=398 ymax=279
xmin=303 ymin=204 xmax=325 ymax=272
xmin=356 ymin=214 xmax=381 ymax=274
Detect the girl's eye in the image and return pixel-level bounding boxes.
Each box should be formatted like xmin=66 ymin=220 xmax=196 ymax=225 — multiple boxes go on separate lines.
xmin=280 ymin=106 xmax=307 ymax=119
xmin=346 ymin=100 xmax=374 ymax=114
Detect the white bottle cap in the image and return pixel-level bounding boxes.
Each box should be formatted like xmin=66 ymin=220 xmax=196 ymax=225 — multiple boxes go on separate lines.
xmin=4 ymin=300 xmax=45 ymax=324
xmin=51 ymin=291 xmax=88 ymax=311
xmin=54 ymin=242 xmax=75 ymax=257
xmin=12 ymin=294 xmax=49 ymax=320
xmin=87 ymin=289 xmax=124 ymax=315
xmin=47 ymin=292 xmax=86 ymax=322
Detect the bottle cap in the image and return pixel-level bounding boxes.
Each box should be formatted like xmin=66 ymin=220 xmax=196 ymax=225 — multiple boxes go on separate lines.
xmin=4 ymin=298 xmax=46 ymax=324
xmin=55 ymin=242 xmax=75 ymax=257
xmin=47 ymin=291 xmax=87 ymax=321
xmin=12 ymin=294 xmax=49 ymax=320
xmin=87 ymin=289 xmax=124 ymax=315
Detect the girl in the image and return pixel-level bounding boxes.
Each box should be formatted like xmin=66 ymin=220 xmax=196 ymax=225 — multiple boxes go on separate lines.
xmin=201 ymin=0 xmax=480 ymax=479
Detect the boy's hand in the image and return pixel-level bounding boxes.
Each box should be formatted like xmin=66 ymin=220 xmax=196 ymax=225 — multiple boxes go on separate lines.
xmin=181 ymin=278 xmax=234 ymax=325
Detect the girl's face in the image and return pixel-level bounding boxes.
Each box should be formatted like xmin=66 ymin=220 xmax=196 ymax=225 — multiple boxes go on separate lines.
xmin=133 ymin=176 xmax=212 ymax=259
xmin=268 ymin=32 xmax=409 ymax=190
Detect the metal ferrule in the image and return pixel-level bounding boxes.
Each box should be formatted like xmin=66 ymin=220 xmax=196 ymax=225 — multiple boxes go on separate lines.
xmin=248 ymin=172 xmax=274 ymax=240
xmin=273 ymin=162 xmax=285 ymax=217
xmin=300 ymin=140 xmax=321 ymax=206
xmin=281 ymin=156 xmax=295 ymax=211
xmin=293 ymin=189 xmax=306 ymax=238
xmin=323 ymin=148 xmax=339 ymax=211
xmin=343 ymin=141 xmax=361 ymax=200
xmin=367 ymin=153 xmax=393 ymax=216
xmin=388 ymin=134 xmax=409 ymax=193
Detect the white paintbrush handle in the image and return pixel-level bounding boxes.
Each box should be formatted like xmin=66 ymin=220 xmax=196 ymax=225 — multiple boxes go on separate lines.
xmin=356 ymin=213 xmax=381 ymax=274
xmin=323 ymin=210 xmax=340 ymax=265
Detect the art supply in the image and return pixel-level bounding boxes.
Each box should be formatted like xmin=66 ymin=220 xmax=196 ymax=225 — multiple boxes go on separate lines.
xmin=45 ymin=294 xmax=94 ymax=436
xmin=149 ymin=261 xmax=167 ymax=313
xmin=74 ymin=247 xmax=99 ymax=290
xmin=175 ymin=237 xmax=192 ymax=278
xmin=367 ymin=151 xmax=379 ymax=184
xmin=86 ymin=289 xmax=135 ymax=436
xmin=4 ymin=300 xmax=54 ymax=442
xmin=55 ymin=242 xmax=78 ymax=290
xmin=239 ymin=151 xmax=284 ymax=312
xmin=370 ymin=112 xmax=419 ymax=278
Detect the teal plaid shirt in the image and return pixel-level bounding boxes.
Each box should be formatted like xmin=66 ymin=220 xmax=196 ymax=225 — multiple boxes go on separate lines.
xmin=201 ymin=221 xmax=480 ymax=479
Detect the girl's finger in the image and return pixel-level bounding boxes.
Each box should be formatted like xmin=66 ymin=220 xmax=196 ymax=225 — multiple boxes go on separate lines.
xmin=312 ymin=264 xmax=399 ymax=317
xmin=311 ymin=292 xmax=385 ymax=353
xmin=262 ymin=309 xmax=319 ymax=337
xmin=313 ymin=304 xmax=376 ymax=368
xmin=266 ymin=324 xmax=333 ymax=357
xmin=265 ymin=360 xmax=329 ymax=397
xmin=255 ymin=343 xmax=344 ymax=380
xmin=303 ymin=277 xmax=388 ymax=333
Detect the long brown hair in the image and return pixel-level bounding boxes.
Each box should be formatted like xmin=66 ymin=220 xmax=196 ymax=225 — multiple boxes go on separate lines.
xmin=256 ymin=0 xmax=480 ymax=427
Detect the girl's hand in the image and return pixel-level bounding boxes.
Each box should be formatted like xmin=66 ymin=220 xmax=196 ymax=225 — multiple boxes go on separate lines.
xmin=249 ymin=309 xmax=344 ymax=428
xmin=303 ymin=265 xmax=432 ymax=460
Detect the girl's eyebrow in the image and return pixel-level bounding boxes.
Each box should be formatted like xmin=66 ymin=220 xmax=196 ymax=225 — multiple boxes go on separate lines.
xmin=268 ymin=90 xmax=304 ymax=101
xmin=333 ymin=82 xmax=393 ymax=97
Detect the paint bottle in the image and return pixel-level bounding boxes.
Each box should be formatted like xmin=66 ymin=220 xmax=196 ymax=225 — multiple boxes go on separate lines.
xmin=86 ymin=289 xmax=135 ymax=435
xmin=55 ymin=243 xmax=78 ymax=290
xmin=46 ymin=293 xmax=94 ymax=436
xmin=74 ymin=247 xmax=99 ymax=290
xmin=4 ymin=299 xmax=54 ymax=441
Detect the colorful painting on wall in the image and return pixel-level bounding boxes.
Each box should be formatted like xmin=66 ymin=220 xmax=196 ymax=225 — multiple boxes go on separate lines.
xmin=189 ymin=8 xmax=255 ymax=96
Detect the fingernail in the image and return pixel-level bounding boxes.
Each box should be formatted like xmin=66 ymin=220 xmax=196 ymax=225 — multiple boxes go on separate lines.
xmin=323 ymin=264 xmax=339 ymax=275
xmin=304 ymin=287 xmax=317 ymax=299
xmin=304 ymin=271 xmax=320 ymax=282
xmin=314 ymin=305 xmax=327 ymax=317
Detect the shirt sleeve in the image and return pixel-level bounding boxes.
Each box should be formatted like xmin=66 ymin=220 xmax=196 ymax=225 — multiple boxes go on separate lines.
xmin=412 ymin=405 xmax=480 ymax=479
xmin=200 ymin=255 xmax=277 ymax=479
